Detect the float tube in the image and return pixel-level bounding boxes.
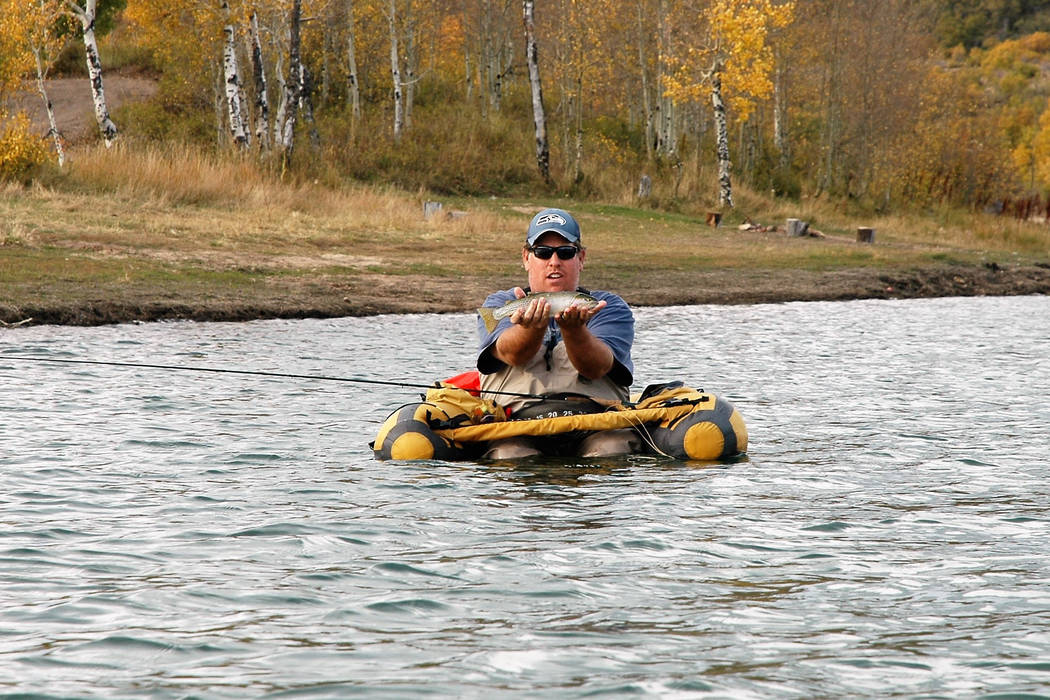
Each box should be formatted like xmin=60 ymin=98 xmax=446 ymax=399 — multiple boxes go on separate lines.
xmin=371 ymin=379 xmax=747 ymax=462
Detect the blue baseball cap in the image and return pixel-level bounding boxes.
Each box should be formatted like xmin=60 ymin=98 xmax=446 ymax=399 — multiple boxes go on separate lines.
xmin=526 ymin=208 xmax=581 ymax=245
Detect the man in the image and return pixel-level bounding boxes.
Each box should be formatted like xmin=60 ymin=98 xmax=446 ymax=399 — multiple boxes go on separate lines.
xmin=476 ymin=208 xmax=639 ymax=459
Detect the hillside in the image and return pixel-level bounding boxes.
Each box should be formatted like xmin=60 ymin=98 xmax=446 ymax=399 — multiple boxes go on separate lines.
xmin=13 ymin=71 xmax=157 ymax=144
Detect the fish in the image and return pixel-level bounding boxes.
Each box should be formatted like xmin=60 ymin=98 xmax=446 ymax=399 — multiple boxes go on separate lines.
xmin=478 ymin=291 xmax=601 ymax=333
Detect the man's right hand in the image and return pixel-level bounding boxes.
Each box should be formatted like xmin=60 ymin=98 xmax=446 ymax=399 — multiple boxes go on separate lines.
xmin=494 ymin=288 xmax=550 ymax=367
xmin=510 ymin=297 xmax=551 ymax=330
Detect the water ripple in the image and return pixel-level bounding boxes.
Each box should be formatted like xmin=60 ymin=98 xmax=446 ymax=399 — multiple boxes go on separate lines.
xmin=1 ymin=298 xmax=1048 ymax=696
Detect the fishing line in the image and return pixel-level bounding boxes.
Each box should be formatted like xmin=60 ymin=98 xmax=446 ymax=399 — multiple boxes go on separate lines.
xmin=0 ymin=356 xmax=547 ymax=400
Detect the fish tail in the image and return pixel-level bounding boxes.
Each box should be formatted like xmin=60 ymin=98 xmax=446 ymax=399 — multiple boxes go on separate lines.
xmin=478 ymin=307 xmax=498 ymax=333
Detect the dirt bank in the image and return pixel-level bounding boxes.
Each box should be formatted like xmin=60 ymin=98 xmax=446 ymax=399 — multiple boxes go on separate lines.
xmin=4 ymin=263 xmax=1048 ymax=327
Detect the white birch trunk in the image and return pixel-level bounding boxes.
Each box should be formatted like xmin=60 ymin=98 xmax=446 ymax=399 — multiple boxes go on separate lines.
xmin=221 ymin=0 xmax=250 ymax=148
xmin=32 ymin=46 xmax=65 ymax=167
xmin=249 ymin=11 xmax=271 ymax=150
xmin=388 ymin=0 xmax=404 ymax=140
xmin=483 ymin=1 xmax=497 ymax=113
xmin=636 ymin=0 xmax=654 ymax=162
xmin=320 ymin=26 xmax=331 ymax=106
xmin=299 ymin=65 xmax=321 ymax=150
xmin=280 ymin=0 xmax=303 ymax=166
xmin=711 ymin=72 xmax=733 ymax=209
xmin=559 ymin=80 xmax=571 ymax=175
xmin=818 ymin=4 xmax=842 ymax=195
xmin=572 ymin=75 xmax=583 ymax=184
xmin=692 ymin=102 xmax=707 ymax=184
xmin=212 ymin=70 xmax=225 ymax=145
xmin=404 ymin=27 xmax=416 ymax=130
xmin=660 ymin=96 xmax=677 ymax=158
xmin=346 ymin=0 xmax=361 ymax=120
xmin=274 ymin=50 xmax=287 ymax=148
xmin=67 ymin=0 xmax=117 ymax=147
xmin=464 ymin=47 xmax=473 ymax=102
xmin=493 ymin=58 xmax=505 ymax=112
xmin=523 ymin=0 xmax=550 ymax=182
xmin=655 ymin=0 xmax=671 ymax=157
xmin=773 ymin=49 xmax=787 ymax=169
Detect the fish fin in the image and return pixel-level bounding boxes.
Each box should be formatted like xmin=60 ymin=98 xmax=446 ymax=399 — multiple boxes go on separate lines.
xmin=478 ymin=307 xmax=498 ymax=334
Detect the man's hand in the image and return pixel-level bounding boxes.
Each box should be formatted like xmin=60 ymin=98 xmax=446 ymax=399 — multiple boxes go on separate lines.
xmin=555 ymin=299 xmax=607 ymax=329
xmin=508 ymin=287 xmax=551 ymax=330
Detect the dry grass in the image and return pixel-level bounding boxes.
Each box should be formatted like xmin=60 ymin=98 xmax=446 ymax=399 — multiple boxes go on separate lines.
xmin=2 ymin=143 xmax=1048 ymax=326
xmin=6 ymin=143 xmax=1048 ymax=269
xmin=12 ymin=143 xmax=516 ymax=262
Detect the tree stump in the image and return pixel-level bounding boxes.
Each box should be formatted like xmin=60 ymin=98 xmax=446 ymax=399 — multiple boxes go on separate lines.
xmin=857 ymin=227 xmax=875 ymax=243
xmin=637 ymin=174 xmax=652 ymax=200
xmin=423 ymin=201 xmax=443 ymax=219
xmin=706 ymin=211 xmax=722 ymax=227
xmin=787 ymin=218 xmax=809 ymax=237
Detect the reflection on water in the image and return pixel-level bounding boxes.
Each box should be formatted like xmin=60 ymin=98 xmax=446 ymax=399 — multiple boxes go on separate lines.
xmin=1 ymin=295 xmax=1049 ymax=698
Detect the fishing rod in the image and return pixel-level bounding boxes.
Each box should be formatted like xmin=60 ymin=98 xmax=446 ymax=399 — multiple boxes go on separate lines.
xmin=0 ymin=356 xmax=547 ymax=400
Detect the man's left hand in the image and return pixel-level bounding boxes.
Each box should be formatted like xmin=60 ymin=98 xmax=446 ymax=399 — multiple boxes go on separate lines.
xmin=555 ymin=300 xmax=607 ymax=329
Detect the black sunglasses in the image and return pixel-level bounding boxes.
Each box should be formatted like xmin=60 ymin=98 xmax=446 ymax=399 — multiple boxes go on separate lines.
xmin=528 ymin=245 xmax=580 ymax=260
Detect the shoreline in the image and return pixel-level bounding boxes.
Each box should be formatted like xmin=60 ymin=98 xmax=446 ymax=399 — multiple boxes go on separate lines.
xmin=4 ymin=263 xmax=1048 ymax=327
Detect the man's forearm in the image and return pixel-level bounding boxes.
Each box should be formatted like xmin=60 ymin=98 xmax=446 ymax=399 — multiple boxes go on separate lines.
xmin=561 ymin=326 xmax=614 ymax=379
xmin=494 ymin=324 xmax=546 ymax=367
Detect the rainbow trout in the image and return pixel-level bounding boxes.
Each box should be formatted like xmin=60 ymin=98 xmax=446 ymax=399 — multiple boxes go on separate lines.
xmin=478 ymin=291 xmax=601 ymax=333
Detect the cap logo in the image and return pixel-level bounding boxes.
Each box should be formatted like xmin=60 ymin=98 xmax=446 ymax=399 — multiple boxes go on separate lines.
xmin=535 ymin=213 xmax=566 ymax=227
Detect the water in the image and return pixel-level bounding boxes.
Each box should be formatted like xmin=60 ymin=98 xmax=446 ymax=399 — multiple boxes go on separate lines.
xmin=1 ymin=296 xmax=1048 ymax=698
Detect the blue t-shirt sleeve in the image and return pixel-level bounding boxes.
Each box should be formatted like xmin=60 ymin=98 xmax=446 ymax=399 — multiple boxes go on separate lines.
xmin=476 ymin=289 xmax=517 ymax=374
xmin=588 ymin=291 xmax=634 ymax=385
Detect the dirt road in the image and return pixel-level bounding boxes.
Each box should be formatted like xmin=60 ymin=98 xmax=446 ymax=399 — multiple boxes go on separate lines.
xmin=12 ymin=73 xmax=157 ymax=143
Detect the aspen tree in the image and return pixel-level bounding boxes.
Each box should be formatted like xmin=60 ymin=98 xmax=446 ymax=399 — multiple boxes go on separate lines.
xmin=634 ymin=0 xmax=659 ymax=160
xmin=401 ymin=3 xmax=418 ymax=130
xmin=124 ymin=0 xmax=264 ymax=149
xmin=0 ymin=0 xmax=46 ymax=177
xmin=0 ymin=2 xmax=34 ymax=98
xmin=523 ymin=0 xmax=550 ymax=183
xmin=346 ymin=0 xmax=361 ymax=120
xmin=664 ymin=0 xmax=794 ymax=208
xmin=221 ymin=0 xmax=251 ymax=147
xmin=387 ymin=0 xmax=404 ymax=139
xmin=66 ymin=0 xmax=118 ymax=146
xmin=1028 ymin=97 xmax=1050 ymax=190
xmin=783 ymin=0 xmax=929 ymax=201
xmin=249 ymin=11 xmax=271 ymax=149
xmin=549 ymin=0 xmax=603 ymax=184
xmin=656 ymin=0 xmax=676 ymax=159
xmin=461 ymin=0 xmax=514 ymax=114
xmin=6 ymin=0 xmax=67 ymax=165
xmin=280 ymin=0 xmax=303 ymax=163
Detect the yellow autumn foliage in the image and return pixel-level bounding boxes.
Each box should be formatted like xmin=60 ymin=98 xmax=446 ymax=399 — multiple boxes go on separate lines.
xmin=0 ymin=111 xmax=49 ymax=179
xmin=663 ymin=0 xmax=794 ymax=122
xmin=0 ymin=0 xmax=66 ymax=176
xmin=0 ymin=0 xmax=35 ymax=101
xmin=1029 ymin=98 xmax=1050 ymax=190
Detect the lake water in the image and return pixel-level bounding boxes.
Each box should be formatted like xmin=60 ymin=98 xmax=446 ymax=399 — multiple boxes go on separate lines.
xmin=1 ymin=295 xmax=1048 ymax=698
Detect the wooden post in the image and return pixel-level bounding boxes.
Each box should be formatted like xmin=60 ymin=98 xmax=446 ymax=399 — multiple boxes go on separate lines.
xmin=787 ymin=218 xmax=809 ymax=237
xmin=857 ymin=227 xmax=875 ymax=243
xmin=706 ymin=211 xmax=722 ymax=227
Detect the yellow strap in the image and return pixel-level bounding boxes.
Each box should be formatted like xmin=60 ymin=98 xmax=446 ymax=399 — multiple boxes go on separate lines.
xmin=434 ymin=404 xmax=699 ymax=442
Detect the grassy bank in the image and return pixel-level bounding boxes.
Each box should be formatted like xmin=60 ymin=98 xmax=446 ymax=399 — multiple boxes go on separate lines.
xmin=2 ymin=144 xmax=1049 ymax=327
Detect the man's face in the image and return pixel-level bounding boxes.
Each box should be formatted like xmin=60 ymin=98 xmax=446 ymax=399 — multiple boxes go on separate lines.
xmin=522 ymin=232 xmax=585 ymax=293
